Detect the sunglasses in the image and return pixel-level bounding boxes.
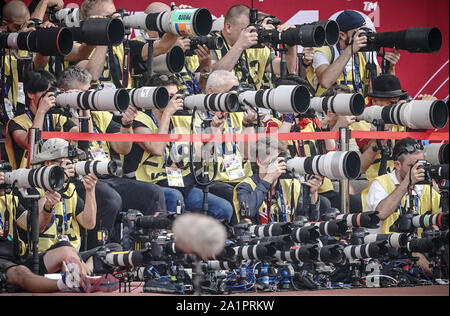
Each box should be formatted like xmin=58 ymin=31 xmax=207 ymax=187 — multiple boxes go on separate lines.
xmin=394 ymin=142 xmax=424 ymax=161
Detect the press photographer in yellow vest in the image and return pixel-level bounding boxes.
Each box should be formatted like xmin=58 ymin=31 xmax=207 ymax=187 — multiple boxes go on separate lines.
xmin=28 ymin=138 xmax=98 ymax=253
xmin=211 ymin=4 xmax=298 ymax=89
xmin=363 ymin=138 xmax=441 ymax=236
xmin=312 ymin=10 xmax=400 ymax=97
xmin=234 ymin=136 xmax=322 ymax=224
xmin=5 ymin=69 xmax=78 ymax=170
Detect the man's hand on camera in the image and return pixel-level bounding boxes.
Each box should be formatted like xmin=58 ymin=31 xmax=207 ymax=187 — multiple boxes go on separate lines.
xmin=236 ymin=26 xmax=259 ymax=51
xmin=349 ymin=29 xmax=367 ymax=53
xmin=44 ymin=0 xmax=64 ymax=11
xmin=165 ymin=94 xmax=184 ymax=117
xmin=121 ymin=106 xmax=138 ymax=128
xmin=404 ymin=162 xmax=426 ymax=187
xmin=195 ymin=44 xmax=212 ymax=73
xmin=82 ymin=174 xmax=98 ymax=192
xmin=176 ymin=37 xmax=191 ymax=52
xmin=263 ymin=157 xmax=287 ymax=183
xmin=59 ymin=159 xmax=75 ymax=179
xmin=0 ymin=172 xmax=4 ymax=185
xmin=44 ymin=190 xmax=61 ymax=211
xmin=384 ymin=48 xmax=401 ymax=68
xmin=37 ymin=92 xmax=56 ymax=115
xmin=211 ymin=112 xmax=227 ymax=133
xmin=304 ymin=175 xmax=323 ymax=204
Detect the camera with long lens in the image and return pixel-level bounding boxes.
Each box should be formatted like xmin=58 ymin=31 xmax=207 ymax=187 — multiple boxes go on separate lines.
xmin=318 ymin=244 xmax=345 ymax=264
xmin=128 ymin=86 xmax=169 ymax=111
xmin=424 ymin=143 xmax=449 ymax=165
xmin=364 ymin=233 xmax=409 ymax=248
xmin=2 ymin=165 xmax=65 ymax=191
xmin=390 ymin=213 xmax=414 ymax=233
xmin=406 ymin=237 xmax=442 ymax=254
xmin=300 ymin=20 xmax=340 ymax=46
xmin=412 ymin=212 xmax=448 ymax=231
xmin=274 ymin=244 xmax=319 ymax=263
xmin=68 ymin=18 xmax=125 ymax=46
xmin=238 ymin=85 xmax=311 ymax=114
xmin=256 ymin=24 xmax=326 ymax=48
xmin=357 ymin=27 xmax=442 ymax=54
xmin=310 ymin=219 xmax=348 ymax=237
xmin=285 ymin=151 xmax=361 ymax=180
xmin=121 ymin=8 xmax=212 ymax=37
xmin=414 ymin=160 xmax=449 ymax=185
xmin=344 ymin=241 xmax=389 ymax=260
xmin=233 ymin=243 xmax=277 ymax=261
xmin=49 ymin=7 xmax=81 ymax=27
xmin=249 ymin=222 xmax=292 ymax=237
xmin=0 ymin=27 xmax=73 ymax=56
xmin=184 ymin=93 xmax=240 ymax=112
xmin=336 ymin=211 xmax=381 ymax=229
xmin=185 ymin=36 xmax=224 ymax=56
xmin=74 ymin=160 xmax=119 ymax=177
xmin=310 ymin=93 xmax=366 ymax=116
xmin=152 ymin=46 xmax=185 ymax=75
xmin=357 ymin=99 xmax=449 ymax=130
xmin=55 ymin=88 xmax=130 ymax=112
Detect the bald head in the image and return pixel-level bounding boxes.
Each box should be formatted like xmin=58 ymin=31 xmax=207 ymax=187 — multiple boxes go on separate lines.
xmin=2 ymin=0 xmax=30 ymax=32
xmin=206 ymin=70 xmax=239 ymax=94
xmin=145 ymin=2 xmax=170 ymax=14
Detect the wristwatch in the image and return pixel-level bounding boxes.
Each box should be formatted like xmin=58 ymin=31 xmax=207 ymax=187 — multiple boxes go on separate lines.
xmin=200 ymin=72 xmax=210 ymax=79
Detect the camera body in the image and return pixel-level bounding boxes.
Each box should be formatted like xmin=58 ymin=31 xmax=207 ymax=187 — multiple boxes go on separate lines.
xmin=414 ymin=159 xmax=449 ymax=185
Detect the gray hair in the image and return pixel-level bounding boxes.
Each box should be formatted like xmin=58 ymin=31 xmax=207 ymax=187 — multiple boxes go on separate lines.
xmin=206 ymin=70 xmax=238 ymax=93
xmin=57 ymin=66 xmax=92 ymax=90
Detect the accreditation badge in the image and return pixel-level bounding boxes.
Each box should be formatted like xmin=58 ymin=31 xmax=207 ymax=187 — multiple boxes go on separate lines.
xmin=166 ymin=167 xmax=185 ymax=187
xmin=223 ymin=155 xmax=245 ymax=181
xmin=90 ymin=147 xmax=108 ymax=161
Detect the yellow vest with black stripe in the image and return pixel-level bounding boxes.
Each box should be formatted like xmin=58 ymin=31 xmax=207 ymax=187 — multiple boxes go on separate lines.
xmin=232 ymin=177 xmax=301 ymax=223
xmin=350 ymin=120 xmax=407 ymax=182
xmin=192 ymin=112 xmax=253 ymax=183
xmin=135 ymin=113 xmax=192 ymax=183
xmin=93 ymin=44 xmax=133 ymax=89
xmin=5 ymin=113 xmax=71 ymax=170
xmin=361 ymin=173 xmax=440 ymax=236
xmin=1 ymin=50 xmax=31 ymax=111
xmin=0 ymin=194 xmax=26 ymax=257
xmin=213 ymin=33 xmax=273 ymax=90
xmin=89 ymin=111 xmax=115 ymax=160
xmin=177 ymin=55 xmax=201 ymax=93
xmin=37 ymin=184 xmax=81 ymax=252
xmin=307 ymin=46 xmax=368 ymax=97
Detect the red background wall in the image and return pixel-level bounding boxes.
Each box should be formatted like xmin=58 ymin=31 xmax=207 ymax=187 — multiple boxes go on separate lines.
xmin=21 ymin=0 xmax=450 ymax=100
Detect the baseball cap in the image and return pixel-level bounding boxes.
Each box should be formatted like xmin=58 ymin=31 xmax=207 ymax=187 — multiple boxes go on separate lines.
xmin=336 ymin=10 xmax=366 ymax=32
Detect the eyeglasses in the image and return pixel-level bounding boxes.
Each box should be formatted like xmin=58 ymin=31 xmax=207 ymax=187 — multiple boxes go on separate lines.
xmin=394 ymin=142 xmax=424 ymax=161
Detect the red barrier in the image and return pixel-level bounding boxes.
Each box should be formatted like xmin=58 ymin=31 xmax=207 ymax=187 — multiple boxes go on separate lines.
xmin=40 ymin=131 xmax=449 ymax=143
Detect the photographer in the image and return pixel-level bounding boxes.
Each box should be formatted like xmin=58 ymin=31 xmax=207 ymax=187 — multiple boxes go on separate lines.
xmin=77 ymin=0 xmax=178 ymax=89
xmin=0 ymin=0 xmax=59 ymax=117
xmin=312 ymin=10 xmax=400 ymax=97
xmin=363 ymin=137 xmax=441 ymax=235
xmin=353 ymin=74 xmax=437 ymax=182
xmin=211 ymin=4 xmax=298 ymax=89
xmin=1 ymin=167 xmax=115 ymax=293
xmin=130 ymin=73 xmax=234 ymax=223
xmin=5 ymin=69 xmax=78 ymax=170
xmin=234 ymin=136 xmax=321 ymax=224
xmin=56 ymin=66 xmax=168 ymax=249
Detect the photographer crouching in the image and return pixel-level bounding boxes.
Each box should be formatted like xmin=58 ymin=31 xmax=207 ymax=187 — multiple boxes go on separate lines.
xmin=233 ymin=136 xmax=321 ymax=224
xmin=363 ymin=138 xmax=445 ymax=276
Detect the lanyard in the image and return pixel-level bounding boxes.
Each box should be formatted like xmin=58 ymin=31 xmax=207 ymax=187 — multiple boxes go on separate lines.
xmin=399 ymin=192 xmax=419 ymax=215
xmin=92 ymin=124 xmax=104 ymax=147
xmin=227 ymin=115 xmax=237 ymax=154
xmin=278 ymin=185 xmax=287 ymax=222
xmin=177 ymin=65 xmax=201 ymax=94
xmin=53 ymin=198 xmax=68 ymax=234
xmin=149 ymin=111 xmax=170 ymax=163
xmin=340 ymin=48 xmax=360 ymax=93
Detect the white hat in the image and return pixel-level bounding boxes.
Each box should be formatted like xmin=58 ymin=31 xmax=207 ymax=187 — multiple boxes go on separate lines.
xmin=31 ymin=138 xmax=85 ymax=164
